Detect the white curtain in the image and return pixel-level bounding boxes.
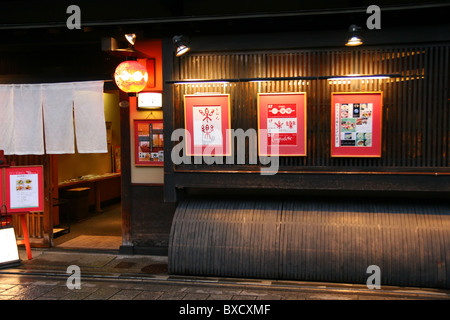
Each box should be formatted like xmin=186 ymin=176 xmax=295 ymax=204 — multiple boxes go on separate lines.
xmin=0 ymin=86 xmax=15 ymax=154
xmin=12 ymin=85 xmax=44 ymax=155
xmin=73 ymin=81 xmax=107 ymax=153
xmin=42 ymin=82 xmax=75 ymax=154
xmin=0 ymin=81 xmax=107 ymax=155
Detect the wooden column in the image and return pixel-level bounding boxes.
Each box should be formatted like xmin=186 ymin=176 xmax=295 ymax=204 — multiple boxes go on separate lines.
xmin=42 ymin=154 xmax=54 ymax=247
xmin=119 ymin=91 xmax=133 ymax=253
xmin=162 ymin=37 xmax=177 ymax=202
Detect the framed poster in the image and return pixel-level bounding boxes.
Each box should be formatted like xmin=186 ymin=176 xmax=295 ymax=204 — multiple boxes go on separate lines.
xmin=0 ymin=169 xmax=3 ymax=207
xmin=258 ymin=92 xmax=307 ymax=156
xmin=134 ymin=120 xmax=164 ymax=166
xmin=184 ymin=94 xmax=231 ymax=156
xmin=331 ymin=92 xmax=383 ymax=157
xmin=4 ymin=166 xmax=44 ymax=213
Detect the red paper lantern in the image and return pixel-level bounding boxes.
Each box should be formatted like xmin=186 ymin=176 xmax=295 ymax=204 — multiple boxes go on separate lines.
xmin=114 ymin=60 xmax=148 ymax=93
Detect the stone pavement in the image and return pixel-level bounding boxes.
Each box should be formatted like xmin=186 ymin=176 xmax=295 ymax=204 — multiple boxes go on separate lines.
xmin=0 ymin=248 xmax=449 ymax=307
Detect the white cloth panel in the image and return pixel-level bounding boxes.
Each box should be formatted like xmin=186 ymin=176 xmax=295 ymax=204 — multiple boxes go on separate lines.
xmin=42 ymin=83 xmax=75 ymax=154
xmin=12 ymin=85 xmax=44 ymax=155
xmin=0 ymin=81 xmax=106 ymax=155
xmin=0 ymin=86 xmax=15 ymax=154
xmin=73 ymin=81 xmax=108 ymax=153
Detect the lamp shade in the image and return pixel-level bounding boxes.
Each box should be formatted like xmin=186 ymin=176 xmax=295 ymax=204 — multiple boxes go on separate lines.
xmin=173 ymin=35 xmax=190 ymax=56
xmin=114 ymin=60 xmax=149 ymax=93
xmin=345 ymin=25 xmax=363 ymax=46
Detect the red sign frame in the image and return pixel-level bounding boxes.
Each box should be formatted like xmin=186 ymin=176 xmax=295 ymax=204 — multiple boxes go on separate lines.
xmin=331 ymin=92 xmax=383 ymax=158
xmin=134 ymin=119 xmax=164 ymax=166
xmin=4 ymin=166 xmax=44 ymax=213
xmin=184 ymin=94 xmax=231 ymax=156
xmin=258 ymin=92 xmax=307 ymax=156
xmin=0 ymin=169 xmax=3 ymax=207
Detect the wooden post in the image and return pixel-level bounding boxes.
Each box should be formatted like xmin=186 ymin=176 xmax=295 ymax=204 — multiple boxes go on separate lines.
xmin=42 ymin=154 xmax=53 ymax=247
xmin=162 ymin=37 xmax=177 ymax=203
xmin=119 ymin=91 xmax=133 ymax=254
xmin=16 ymin=213 xmax=32 ymax=260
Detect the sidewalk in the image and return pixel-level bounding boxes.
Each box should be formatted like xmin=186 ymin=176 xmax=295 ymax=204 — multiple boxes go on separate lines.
xmin=1 ymin=247 xmax=449 ymax=302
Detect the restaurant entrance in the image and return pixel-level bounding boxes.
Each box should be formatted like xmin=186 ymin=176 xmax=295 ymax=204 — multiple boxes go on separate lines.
xmin=53 ymin=174 xmax=122 ymax=251
xmin=51 ymin=91 xmax=122 ymax=251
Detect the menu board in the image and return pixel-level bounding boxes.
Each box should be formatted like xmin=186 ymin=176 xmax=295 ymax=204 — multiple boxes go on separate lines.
xmin=331 ymin=92 xmax=382 ymax=157
xmin=258 ymin=92 xmax=307 ymax=156
xmin=134 ymin=120 xmax=164 ymax=166
xmin=4 ymin=166 xmax=44 ymax=213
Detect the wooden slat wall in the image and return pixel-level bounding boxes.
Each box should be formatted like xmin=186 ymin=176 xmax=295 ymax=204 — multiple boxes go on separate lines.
xmin=169 ymin=197 xmax=450 ymax=288
xmin=172 ymin=44 xmax=450 ymax=172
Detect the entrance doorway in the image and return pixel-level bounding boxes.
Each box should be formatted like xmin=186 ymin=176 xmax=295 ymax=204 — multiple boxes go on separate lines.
xmin=51 ymin=92 xmax=122 ymax=251
xmin=53 ymin=200 xmax=122 ymax=251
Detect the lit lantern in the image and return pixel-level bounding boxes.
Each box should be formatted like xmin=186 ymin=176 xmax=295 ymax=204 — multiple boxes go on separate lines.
xmin=114 ymin=60 xmax=149 ymax=93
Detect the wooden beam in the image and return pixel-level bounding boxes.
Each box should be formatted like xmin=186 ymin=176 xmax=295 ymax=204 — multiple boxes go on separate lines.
xmin=172 ymin=172 xmax=450 ymax=193
xmin=119 ymin=91 xmax=133 ymax=253
xmin=162 ymin=37 xmax=177 ymax=203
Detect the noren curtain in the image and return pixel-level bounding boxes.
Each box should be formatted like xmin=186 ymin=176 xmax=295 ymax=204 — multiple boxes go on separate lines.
xmin=0 ymin=81 xmax=107 ymax=155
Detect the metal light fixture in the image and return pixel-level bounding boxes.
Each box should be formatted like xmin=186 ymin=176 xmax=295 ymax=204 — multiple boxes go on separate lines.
xmin=125 ymin=33 xmax=136 ymax=46
xmin=113 ymin=33 xmax=149 ymax=94
xmin=345 ymin=25 xmax=363 ymax=46
xmin=173 ymin=35 xmax=190 ymax=56
xmin=109 ymin=33 xmax=147 ymax=59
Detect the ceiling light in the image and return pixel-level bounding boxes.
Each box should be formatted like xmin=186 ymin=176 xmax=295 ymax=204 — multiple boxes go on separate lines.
xmin=345 ymin=25 xmax=363 ymax=46
xmin=172 ymin=35 xmax=190 ymax=56
xmin=125 ymin=33 xmax=136 ymax=46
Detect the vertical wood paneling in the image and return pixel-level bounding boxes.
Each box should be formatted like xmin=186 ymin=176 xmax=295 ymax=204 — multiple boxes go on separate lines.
xmin=169 ymin=198 xmax=450 ymax=288
xmin=173 ymin=45 xmax=449 ymax=172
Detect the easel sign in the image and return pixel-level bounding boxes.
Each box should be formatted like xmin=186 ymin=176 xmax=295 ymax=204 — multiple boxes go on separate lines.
xmin=4 ymin=166 xmax=44 ymax=213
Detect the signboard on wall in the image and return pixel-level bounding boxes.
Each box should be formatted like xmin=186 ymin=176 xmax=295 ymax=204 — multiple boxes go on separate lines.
xmin=331 ymin=92 xmax=383 ymax=157
xmin=184 ymin=94 xmax=232 ymax=156
xmin=134 ymin=119 xmax=164 ymax=166
xmin=258 ymin=92 xmax=307 ymax=156
xmin=3 ymin=166 xmax=44 ymax=213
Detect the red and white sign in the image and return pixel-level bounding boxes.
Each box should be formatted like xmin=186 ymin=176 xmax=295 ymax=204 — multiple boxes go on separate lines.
xmin=258 ymin=93 xmax=307 ymax=156
xmin=184 ymin=94 xmax=231 ymax=156
xmin=267 ymin=104 xmax=297 ymax=146
xmin=4 ymin=166 xmax=44 ymax=213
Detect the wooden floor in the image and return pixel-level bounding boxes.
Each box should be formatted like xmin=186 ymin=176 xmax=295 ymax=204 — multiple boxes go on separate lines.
xmin=57 ymin=235 xmax=122 ymax=250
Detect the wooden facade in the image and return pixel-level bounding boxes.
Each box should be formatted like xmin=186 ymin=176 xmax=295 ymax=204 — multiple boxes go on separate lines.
xmin=169 ymin=197 xmax=450 ymax=288
xmin=164 ymin=42 xmax=450 ymax=288
xmin=0 ymin=3 xmax=448 ymax=287
xmin=164 ymin=43 xmax=450 ymax=200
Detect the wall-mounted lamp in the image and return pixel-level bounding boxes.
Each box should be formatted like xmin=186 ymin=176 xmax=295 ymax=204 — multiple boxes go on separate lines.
xmin=125 ymin=33 xmax=136 ymax=46
xmin=345 ymin=25 xmax=363 ymax=46
xmin=173 ymin=35 xmax=190 ymax=56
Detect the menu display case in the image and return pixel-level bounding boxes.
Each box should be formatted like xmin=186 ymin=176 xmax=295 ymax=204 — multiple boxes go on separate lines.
xmin=134 ymin=119 xmax=164 ymax=166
